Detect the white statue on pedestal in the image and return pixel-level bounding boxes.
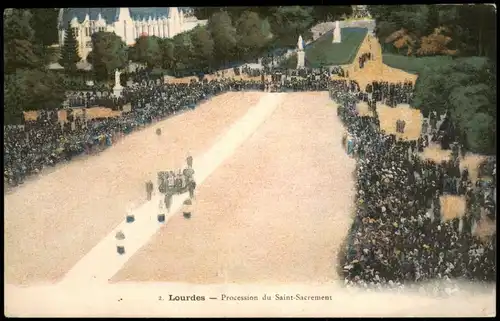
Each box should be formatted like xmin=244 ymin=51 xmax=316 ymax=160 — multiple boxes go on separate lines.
xmin=113 ymin=69 xmax=123 ymax=97
xmin=333 ymin=21 xmax=342 ymax=43
xmin=297 ymin=35 xmax=304 ymax=51
xmin=114 ymin=69 xmax=122 ymax=88
xmin=297 ymin=36 xmax=306 ymax=69
xmin=296 ymin=35 xmax=305 ymax=69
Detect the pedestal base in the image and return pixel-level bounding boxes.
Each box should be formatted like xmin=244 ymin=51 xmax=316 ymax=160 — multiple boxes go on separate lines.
xmin=113 ymin=86 xmax=123 ymax=97
xmin=297 ymin=51 xmax=305 ymax=69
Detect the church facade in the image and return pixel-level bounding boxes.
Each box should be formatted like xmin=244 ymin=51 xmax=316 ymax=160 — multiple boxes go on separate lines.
xmin=58 ymin=8 xmax=206 ymax=61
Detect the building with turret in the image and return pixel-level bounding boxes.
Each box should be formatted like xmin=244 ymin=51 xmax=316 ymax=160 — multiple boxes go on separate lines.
xmin=58 ymin=8 xmax=206 ymax=61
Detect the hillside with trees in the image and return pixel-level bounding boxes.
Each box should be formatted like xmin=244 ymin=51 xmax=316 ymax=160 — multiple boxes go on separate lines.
xmin=4 ymin=9 xmax=66 ymax=124
xmin=368 ymin=4 xmax=496 ymax=59
xmin=369 ymin=4 xmax=496 ymax=155
xmin=4 ymin=6 xmax=357 ymax=123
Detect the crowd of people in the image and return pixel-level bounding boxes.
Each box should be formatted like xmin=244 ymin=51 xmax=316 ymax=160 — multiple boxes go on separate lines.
xmin=365 ymin=80 xmax=414 ymax=106
xmin=331 ymin=81 xmax=496 ymax=290
xmin=3 ymin=72 xmax=339 ymax=189
xmin=358 ymin=52 xmax=372 ymax=69
xmin=65 ymin=90 xmax=128 ymax=110
xmin=4 ymin=77 xmax=275 ymax=188
xmin=4 ymin=70 xmax=496 ymax=290
xmin=330 ymin=66 xmax=346 ymax=77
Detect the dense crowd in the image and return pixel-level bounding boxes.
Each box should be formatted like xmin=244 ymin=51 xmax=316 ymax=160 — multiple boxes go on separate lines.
xmin=4 ymin=73 xmax=335 ymax=188
xmin=365 ymin=80 xmax=414 ymax=106
xmin=331 ymin=82 xmax=496 ymax=290
xmin=4 ymin=72 xmax=496 ymax=290
xmin=66 ymin=90 xmax=127 ymax=109
xmin=4 ymin=78 xmax=270 ymax=188
xmin=330 ymin=66 xmax=346 ymax=77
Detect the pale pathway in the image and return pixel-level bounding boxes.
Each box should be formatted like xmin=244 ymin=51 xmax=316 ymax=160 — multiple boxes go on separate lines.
xmin=59 ymin=93 xmax=285 ymax=286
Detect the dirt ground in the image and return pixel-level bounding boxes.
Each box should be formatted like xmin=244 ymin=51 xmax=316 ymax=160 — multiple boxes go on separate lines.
xmin=419 ymin=147 xmax=486 ymax=183
xmin=419 ymin=144 xmax=452 ymax=164
xmin=4 ymin=92 xmax=263 ymax=285
xmin=347 ymin=34 xmax=418 ymax=90
xmin=165 ymin=71 xmax=269 ymax=84
xmin=440 ymin=195 xmax=466 ymax=221
xmin=356 ymin=102 xmax=373 ymax=117
xmin=345 ymin=34 xmax=422 ymax=141
xmin=377 ymin=104 xmax=423 ymax=141
xmin=355 ymin=103 xmax=422 ymax=141
xmin=440 ymin=191 xmax=495 ymax=240
xmin=474 ymin=213 xmax=496 ymax=242
xmin=24 ymin=107 xmax=122 ymax=123
xmin=111 ymin=92 xmax=357 ymax=284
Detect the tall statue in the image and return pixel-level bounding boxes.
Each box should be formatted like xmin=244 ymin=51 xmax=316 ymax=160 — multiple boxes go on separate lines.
xmin=114 ymin=69 xmax=122 ymax=88
xmin=333 ymin=21 xmax=342 ymax=43
xmin=113 ymin=69 xmax=123 ymax=97
xmin=297 ymin=35 xmax=304 ymax=51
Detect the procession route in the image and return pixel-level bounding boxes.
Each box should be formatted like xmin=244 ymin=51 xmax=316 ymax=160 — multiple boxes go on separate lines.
xmin=59 ymin=93 xmax=285 ymax=286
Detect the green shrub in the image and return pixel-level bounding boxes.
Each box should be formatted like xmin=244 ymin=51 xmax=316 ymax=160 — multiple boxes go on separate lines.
xmin=382 ymin=54 xmax=454 ymax=74
xmin=411 ymin=56 xmax=496 ymax=155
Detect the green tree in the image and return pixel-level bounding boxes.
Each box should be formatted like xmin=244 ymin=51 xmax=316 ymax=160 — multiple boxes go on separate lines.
xmin=3 ymin=9 xmax=40 ymax=73
xmin=190 ymin=26 xmax=214 ymax=70
xmin=412 ymin=57 xmax=496 ymax=154
xmin=193 ymin=7 xmax=225 ymax=20
xmin=172 ymin=32 xmax=195 ymax=73
xmin=90 ymin=31 xmax=128 ymax=80
xmin=270 ymin=6 xmax=314 ymax=47
xmin=370 ymin=4 xmax=496 ymax=59
xmin=4 ymin=70 xmax=66 ymax=124
xmin=159 ymin=38 xmax=175 ymax=70
xmin=23 ymin=70 xmax=66 ymax=111
xmin=59 ymin=22 xmax=80 ymax=72
xmin=31 ymin=8 xmax=59 ymax=46
xmin=194 ymin=6 xmax=273 ymax=21
xmin=4 ymin=72 xmax=27 ymax=124
xmin=456 ymin=4 xmax=496 ymax=59
xmin=130 ymin=36 xmax=162 ymax=68
xmin=464 ymin=113 xmax=496 ymax=154
xmin=207 ymin=11 xmax=237 ymax=66
xmin=235 ymin=11 xmax=270 ymax=61
xmin=311 ymin=6 xmax=352 ymax=22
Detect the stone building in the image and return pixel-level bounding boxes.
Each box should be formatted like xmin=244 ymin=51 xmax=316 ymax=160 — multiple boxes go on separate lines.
xmin=58 ymin=7 xmax=206 ymax=61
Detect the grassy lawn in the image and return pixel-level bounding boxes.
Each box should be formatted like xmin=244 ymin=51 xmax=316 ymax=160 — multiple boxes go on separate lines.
xmin=382 ymin=54 xmax=454 ymax=74
xmin=305 ymin=27 xmax=367 ymax=67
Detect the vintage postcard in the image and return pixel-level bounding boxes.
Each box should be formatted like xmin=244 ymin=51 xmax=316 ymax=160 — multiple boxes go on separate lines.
xmin=4 ymin=5 xmax=496 ymax=317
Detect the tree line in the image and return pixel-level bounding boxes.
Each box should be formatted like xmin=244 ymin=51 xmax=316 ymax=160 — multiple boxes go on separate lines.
xmin=4 ymin=9 xmax=65 ymax=124
xmin=368 ymin=4 xmax=496 ymax=60
xmin=368 ymin=4 xmax=496 ymax=155
xmin=4 ymin=6 xmax=354 ymax=124
xmin=60 ymin=6 xmax=353 ymax=78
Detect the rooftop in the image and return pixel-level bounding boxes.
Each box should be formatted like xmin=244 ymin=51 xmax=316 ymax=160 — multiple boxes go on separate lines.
xmin=60 ymin=8 xmax=190 ymax=27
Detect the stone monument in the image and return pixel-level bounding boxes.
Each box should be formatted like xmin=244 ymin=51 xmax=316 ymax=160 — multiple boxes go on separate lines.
xmin=296 ymin=35 xmax=305 ymax=69
xmin=332 ymin=20 xmax=342 ymax=43
xmin=113 ymin=69 xmax=123 ymax=97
